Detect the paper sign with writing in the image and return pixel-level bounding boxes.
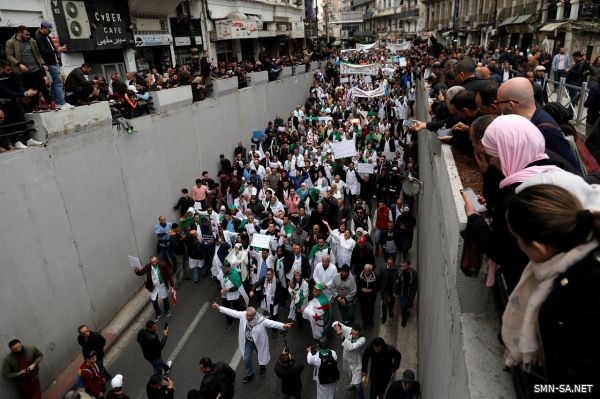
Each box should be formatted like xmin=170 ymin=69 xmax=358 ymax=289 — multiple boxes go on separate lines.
xmin=251 ymin=234 xmax=273 ymax=249
xmin=357 ymin=163 xmax=375 ymax=174
xmin=128 ymin=255 xmax=142 ymax=269
xmin=332 ymin=139 xmax=357 ymax=159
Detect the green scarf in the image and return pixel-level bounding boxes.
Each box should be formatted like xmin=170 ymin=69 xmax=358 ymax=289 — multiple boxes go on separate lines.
xmin=152 ymin=265 xmax=164 ymax=285
xmin=180 ymin=214 xmax=194 ymax=230
xmin=283 ymin=223 xmax=296 ymax=235
xmin=308 ymin=243 xmax=330 ymax=260
xmin=224 ymin=268 xmax=242 ymax=288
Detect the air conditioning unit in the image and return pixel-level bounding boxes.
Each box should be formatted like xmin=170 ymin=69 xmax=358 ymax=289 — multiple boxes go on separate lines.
xmin=62 ymin=1 xmax=91 ymax=40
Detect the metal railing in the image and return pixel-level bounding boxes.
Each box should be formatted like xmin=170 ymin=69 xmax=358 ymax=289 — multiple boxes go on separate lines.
xmin=544 ymin=76 xmax=589 ymax=130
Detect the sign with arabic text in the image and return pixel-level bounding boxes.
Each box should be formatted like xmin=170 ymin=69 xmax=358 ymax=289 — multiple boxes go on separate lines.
xmin=50 ymin=0 xmax=132 ymax=51
xmin=215 ymin=19 xmax=259 ymax=40
xmin=340 ymin=62 xmax=380 ymax=75
xmin=134 ymin=34 xmax=172 ymax=47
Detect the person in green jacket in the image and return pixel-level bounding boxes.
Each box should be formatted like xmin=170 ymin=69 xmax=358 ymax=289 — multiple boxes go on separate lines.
xmin=2 ymin=339 xmax=44 ymax=399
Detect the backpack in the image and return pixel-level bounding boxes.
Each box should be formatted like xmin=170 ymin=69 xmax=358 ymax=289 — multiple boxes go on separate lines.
xmin=318 ymin=350 xmax=339 ymax=385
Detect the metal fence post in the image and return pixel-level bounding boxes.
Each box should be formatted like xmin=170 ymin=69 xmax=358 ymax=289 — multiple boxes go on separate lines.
xmin=556 ymin=76 xmax=566 ymax=104
xmin=575 ymin=81 xmax=588 ymax=128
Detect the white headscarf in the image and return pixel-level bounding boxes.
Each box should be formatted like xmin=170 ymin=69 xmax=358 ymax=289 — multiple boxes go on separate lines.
xmin=502 ymin=170 xmax=600 ymax=370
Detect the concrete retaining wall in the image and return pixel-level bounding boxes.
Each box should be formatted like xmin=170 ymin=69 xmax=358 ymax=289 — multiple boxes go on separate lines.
xmin=0 ymin=71 xmax=314 ymax=397
xmin=415 ymin=84 xmax=514 ymax=398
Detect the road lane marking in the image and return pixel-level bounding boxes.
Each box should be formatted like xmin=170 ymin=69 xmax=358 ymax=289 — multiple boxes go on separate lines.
xmin=168 ymin=302 xmax=210 ymax=363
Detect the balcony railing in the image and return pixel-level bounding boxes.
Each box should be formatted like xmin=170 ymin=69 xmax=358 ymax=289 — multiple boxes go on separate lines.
xmin=398 ymin=8 xmax=419 ymax=19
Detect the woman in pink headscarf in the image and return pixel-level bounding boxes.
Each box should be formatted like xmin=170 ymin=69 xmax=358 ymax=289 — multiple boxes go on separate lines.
xmin=462 ymin=114 xmax=562 ymax=291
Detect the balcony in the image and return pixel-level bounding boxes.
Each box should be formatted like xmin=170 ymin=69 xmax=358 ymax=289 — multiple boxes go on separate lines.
xmin=335 ymin=10 xmax=365 ymax=24
xmin=398 ymin=7 xmax=420 ymax=19
xmin=352 ymin=0 xmax=373 ymax=6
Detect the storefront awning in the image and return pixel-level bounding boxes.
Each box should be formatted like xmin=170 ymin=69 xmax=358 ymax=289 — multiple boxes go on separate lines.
xmin=540 ymin=21 xmax=569 ymax=32
xmin=511 ymin=14 xmax=532 ymax=25
xmin=498 ymin=16 xmax=517 ymax=26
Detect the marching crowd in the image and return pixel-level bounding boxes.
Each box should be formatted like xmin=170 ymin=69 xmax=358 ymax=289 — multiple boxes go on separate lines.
xmin=3 ymin=31 xmax=600 ymax=399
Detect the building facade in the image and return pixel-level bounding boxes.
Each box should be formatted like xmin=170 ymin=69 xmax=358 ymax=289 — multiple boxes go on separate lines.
xmin=423 ymin=0 xmax=600 ymax=59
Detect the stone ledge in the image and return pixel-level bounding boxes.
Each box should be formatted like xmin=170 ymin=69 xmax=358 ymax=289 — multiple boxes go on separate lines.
xmin=25 ymin=101 xmax=111 ymax=142
xmin=212 ymin=76 xmax=239 ymax=97
xmin=151 ymin=85 xmax=193 ymax=112
xmin=247 ymin=71 xmax=269 ymax=86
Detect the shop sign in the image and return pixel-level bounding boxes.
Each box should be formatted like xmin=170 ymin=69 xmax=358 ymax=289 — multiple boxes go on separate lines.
xmin=215 ymin=19 xmax=259 ymax=40
xmin=50 ymin=0 xmax=132 ymax=51
xmin=134 ymin=33 xmax=173 ymax=47
xmin=174 ymin=36 xmax=191 ymax=46
xmin=193 ymin=36 xmax=203 ymax=45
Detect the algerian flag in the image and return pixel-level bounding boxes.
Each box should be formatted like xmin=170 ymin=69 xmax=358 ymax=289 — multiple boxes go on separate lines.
xmin=239 ymin=183 xmax=247 ymax=195
xmin=309 ymin=188 xmax=320 ymax=203
xmin=224 ymin=268 xmax=249 ymax=305
xmin=308 ymin=243 xmax=330 ymax=260
xmin=283 ymin=223 xmax=295 ymax=235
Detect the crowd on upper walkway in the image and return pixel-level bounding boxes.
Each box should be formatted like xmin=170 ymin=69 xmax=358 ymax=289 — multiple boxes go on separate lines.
xmin=2 ymin=30 xmax=600 ymax=399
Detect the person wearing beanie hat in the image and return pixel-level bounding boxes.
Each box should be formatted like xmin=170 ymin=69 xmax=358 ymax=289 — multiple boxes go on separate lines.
xmin=106 ymin=374 xmax=130 ymax=399
xmin=79 ymin=350 xmax=106 ymax=398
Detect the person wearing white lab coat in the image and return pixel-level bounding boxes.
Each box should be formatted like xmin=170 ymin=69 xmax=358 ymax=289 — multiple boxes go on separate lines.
xmin=333 ymin=321 xmax=366 ymax=394
xmin=211 ymin=303 xmax=292 ymax=383
xmin=343 ymin=163 xmax=362 ymax=201
xmin=312 ymin=255 xmax=339 ymax=300
xmin=306 ymin=346 xmax=338 ymax=399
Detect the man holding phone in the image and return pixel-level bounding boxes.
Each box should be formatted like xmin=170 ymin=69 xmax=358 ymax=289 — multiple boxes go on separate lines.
xmin=136 ymin=320 xmax=172 ymax=376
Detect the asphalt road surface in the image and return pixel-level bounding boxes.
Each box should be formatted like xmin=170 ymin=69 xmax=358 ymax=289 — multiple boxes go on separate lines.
xmin=104 ymin=253 xmax=413 ymax=399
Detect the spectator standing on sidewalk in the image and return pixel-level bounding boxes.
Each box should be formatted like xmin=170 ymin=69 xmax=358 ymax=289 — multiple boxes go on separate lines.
xmin=106 ymin=374 xmax=130 ymax=399
xmin=134 ymin=256 xmax=174 ymax=322
xmin=79 ymin=350 xmax=106 ymax=398
xmin=34 ymin=20 xmax=69 ymax=108
xmin=5 ymin=26 xmax=50 ymax=106
xmin=2 ymin=339 xmax=43 ymax=399
xmin=153 ymin=215 xmax=177 ymax=272
xmin=197 ymin=357 xmax=236 ymax=399
xmin=136 ymin=320 xmax=172 ymax=376
xmin=146 ymin=375 xmax=174 ymax=399
xmin=362 ymin=337 xmax=401 ymax=399
xmin=77 ymin=325 xmax=110 ymax=380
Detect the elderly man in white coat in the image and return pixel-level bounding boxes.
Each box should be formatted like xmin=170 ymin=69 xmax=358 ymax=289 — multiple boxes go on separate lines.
xmin=312 ymin=255 xmax=339 ymax=301
xmin=211 ymin=302 xmax=292 ymax=383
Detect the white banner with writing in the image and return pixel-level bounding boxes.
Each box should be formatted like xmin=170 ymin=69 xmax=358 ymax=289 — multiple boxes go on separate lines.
xmin=340 ymin=63 xmax=380 ymax=75
xmin=351 ymin=85 xmax=386 ymax=98
xmin=357 ymin=163 xmax=375 ymax=174
xmin=355 ymin=41 xmax=379 ymax=52
xmin=386 ymin=42 xmax=412 ymax=52
xmin=332 ymin=139 xmax=357 ymax=159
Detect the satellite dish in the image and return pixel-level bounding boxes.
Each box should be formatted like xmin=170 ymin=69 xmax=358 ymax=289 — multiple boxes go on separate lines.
xmin=402 ymin=175 xmax=422 ymax=196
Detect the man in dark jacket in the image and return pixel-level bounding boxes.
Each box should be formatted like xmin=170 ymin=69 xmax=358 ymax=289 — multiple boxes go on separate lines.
xmin=77 ymin=325 xmax=110 ymax=379
xmin=379 ymin=256 xmax=399 ymax=325
xmin=146 ymin=374 xmax=174 ymax=399
xmin=64 ymin=63 xmax=98 ymax=105
xmin=34 ymin=20 xmax=67 ymax=107
xmin=200 ymin=51 xmax=211 ymax=83
xmin=362 ymin=337 xmax=401 ymax=399
xmin=198 ymin=357 xmax=236 ymax=399
xmin=134 ymin=256 xmax=174 ymax=321
xmin=2 ymin=339 xmax=43 ymax=399
xmin=396 ymin=260 xmax=418 ymax=327
xmin=350 ymin=237 xmax=376 ymax=276
xmin=356 ymin=264 xmax=380 ymax=328
xmin=385 ymin=369 xmax=421 ymax=399
xmin=136 ymin=320 xmax=171 ymax=376
xmin=274 ymin=351 xmax=304 ymax=398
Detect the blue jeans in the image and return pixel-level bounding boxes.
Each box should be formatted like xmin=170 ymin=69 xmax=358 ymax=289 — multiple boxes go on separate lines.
xmin=244 ymin=340 xmax=257 ymax=377
xmin=150 ymin=357 xmax=170 ymax=375
xmin=48 ymin=64 xmax=65 ymax=105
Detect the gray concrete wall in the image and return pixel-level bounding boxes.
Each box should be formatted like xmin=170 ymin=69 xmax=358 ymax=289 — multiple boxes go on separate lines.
xmin=0 ymin=71 xmax=314 ymax=397
xmin=415 ymin=85 xmax=514 ymax=398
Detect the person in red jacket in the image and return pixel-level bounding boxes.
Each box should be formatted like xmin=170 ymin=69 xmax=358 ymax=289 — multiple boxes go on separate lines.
xmin=79 ymin=350 xmax=106 ymax=398
xmin=134 ymin=256 xmax=175 ymax=322
xmin=374 ymin=201 xmax=392 ymax=256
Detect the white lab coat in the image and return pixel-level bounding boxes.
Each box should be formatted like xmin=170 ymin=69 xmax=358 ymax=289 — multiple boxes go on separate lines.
xmin=312 ymin=263 xmax=339 ymax=300
xmin=219 ymin=306 xmax=285 ymax=366
xmin=307 ymin=350 xmax=338 ymax=399
xmin=332 ymin=321 xmax=365 ymax=385
xmin=344 ymin=167 xmax=361 ymax=195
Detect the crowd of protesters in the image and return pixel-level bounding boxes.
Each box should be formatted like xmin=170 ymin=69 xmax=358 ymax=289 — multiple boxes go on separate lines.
xmin=3 ymin=29 xmax=600 ymax=399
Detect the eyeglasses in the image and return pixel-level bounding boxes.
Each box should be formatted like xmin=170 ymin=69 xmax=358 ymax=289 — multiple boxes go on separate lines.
xmin=494 ymin=99 xmax=519 ymax=105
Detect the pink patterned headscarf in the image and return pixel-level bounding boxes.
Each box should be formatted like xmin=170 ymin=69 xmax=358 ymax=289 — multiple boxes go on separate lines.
xmin=481 ymin=114 xmax=561 ymax=188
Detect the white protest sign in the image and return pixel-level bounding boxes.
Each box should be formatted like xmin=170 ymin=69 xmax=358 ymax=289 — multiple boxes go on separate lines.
xmin=128 ymin=255 xmax=142 ymax=269
xmin=332 ymin=139 xmax=357 ymax=159
xmin=251 ymin=233 xmax=272 ymax=249
xmin=357 ymin=163 xmax=375 ymax=174
xmin=382 ymin=151 xmax=396 ymax=161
